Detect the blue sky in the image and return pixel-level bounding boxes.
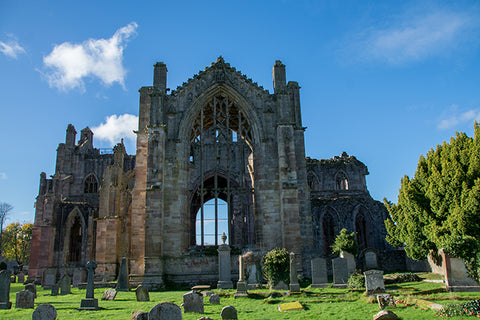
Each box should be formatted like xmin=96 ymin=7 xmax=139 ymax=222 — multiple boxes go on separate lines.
xmin=1 ymin=0 xmax=480 ymax=224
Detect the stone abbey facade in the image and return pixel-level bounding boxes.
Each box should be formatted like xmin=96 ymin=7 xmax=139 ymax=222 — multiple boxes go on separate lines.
xmin=29 ymin=57 xmax=395 ymax=288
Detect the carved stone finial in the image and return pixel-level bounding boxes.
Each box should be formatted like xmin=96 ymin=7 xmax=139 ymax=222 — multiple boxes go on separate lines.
xmin=216 ymin=56 xmax=224 ymax=63
xmin=221 ymin=232 xmax=227 ymax=244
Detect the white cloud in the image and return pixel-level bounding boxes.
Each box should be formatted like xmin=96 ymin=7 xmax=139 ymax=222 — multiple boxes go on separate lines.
xmin=344 ymin=9 xmax=477 ymax=65
xmin=0 ymin=37 xmax=25 ymax=59
xmin=438 ymin=105 xmax=480 ymax=129
xmin=0 ymin=172 xmax=7 ymax=180
xmin=91 ymin=114 xmax=138 ymax=144
xmin=42 ymin=22 xmax=137 ymax=91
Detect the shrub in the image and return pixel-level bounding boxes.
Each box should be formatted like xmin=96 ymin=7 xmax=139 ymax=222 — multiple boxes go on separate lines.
xmin=331 ymin=228 xmax=358 ymax=256
xmin=393 ymin=273 xmax=421 ymax=283
xmin=347 ymin=270 xmax=365 ymax=289
xmin=263 ymin=248 xmax=290 ymax=288
xmin=437 ymin=299 xmax=480 ymax=317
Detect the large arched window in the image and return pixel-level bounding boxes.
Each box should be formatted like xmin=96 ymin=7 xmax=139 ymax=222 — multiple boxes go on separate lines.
xmin=84 ymin=174 xmax=98 ymax=193
xmin=68 ymin=215 xmax=82 ymax=262
xmin=355 ymin=208 xmax=369 ymax=249
xmin=189 ymin=94 xmax=255 ymax=246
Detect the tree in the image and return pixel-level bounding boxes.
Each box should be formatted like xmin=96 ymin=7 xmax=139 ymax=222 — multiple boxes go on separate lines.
xmin=331 ymin=228 xmax=359 ymax=256
xmin=2 ymin=222 xmax=33 ymax=268
xmin=0 ymin=202 xmax=13 ymax=256
xmin=385 ymin=122 xmax=480 ymax=279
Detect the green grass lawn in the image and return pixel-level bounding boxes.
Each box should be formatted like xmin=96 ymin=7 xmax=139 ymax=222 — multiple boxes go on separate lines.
xmin=0 ymin=275 xmax=479 ymax=320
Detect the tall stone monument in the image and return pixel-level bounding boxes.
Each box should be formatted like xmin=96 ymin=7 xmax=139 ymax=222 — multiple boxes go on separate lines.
xmin=234 ymin=255 xmax=248 ymax=298
xmin=116 ymin=257 xmax=129 ymax=291
xmin=78 ymin=260 xmax=101 ymax=310
xmin=217 ymin=233 xmax=233 ymax=289
xmin=0 ymin=266 xmax=12 ymax=309
xmin=289 ymin=252 xmax=300 ymax=292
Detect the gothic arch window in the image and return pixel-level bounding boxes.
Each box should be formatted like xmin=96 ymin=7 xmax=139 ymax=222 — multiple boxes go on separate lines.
xmin=322 ymin=208 xmax=337 ymax=256
xmin=64 ymin=209 xmax=85 ymax=265
xmin=335 ymin=171 xmax=349 ymax=190
xmin=355 ymin=208 xmax=369 ymax=249
xmin=307 ymin=171 xmax=320 ymax=191
xmin=84 ymin=174 xmax=98 ymax=193
xmin=189 ymin=94 xmax=255 ymax=246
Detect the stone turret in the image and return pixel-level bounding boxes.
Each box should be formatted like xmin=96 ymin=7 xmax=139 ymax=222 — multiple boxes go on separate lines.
xmin=273 ymin=60 xmax=286 ymax=93
xmin=79 ymin=127 xmax=93 ymax=150
xmin=153 ymin=62 xmax=167 ymax=92
xmin=66 ymin=124 xmax=77 ymax=147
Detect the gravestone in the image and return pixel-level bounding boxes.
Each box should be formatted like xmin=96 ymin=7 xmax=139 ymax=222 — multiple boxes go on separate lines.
xmin=78 ymin=260 xmax=100 ymax=310
xmin=116 ymin=257 xmax=129 ymax=291
xmin=15 ymin=289 xmax=34 ymax=308
xmin=43 ymin=268 xmax=56 ymax=289
xmin=221 ymin=305 xmax=238 ymax=319
xmin=131 ymin=310 xmax=149 ymax=320
xmin=25 ymin=283 xmax=37 ymax=298
xmin=217 ymin=234 xmax=233 ymax=289
xmin=273 ymin=280 xmax=288 ymax=290
xmin=17 ymin=272 xmax=25 ymax=284
xmin=440 ymin=249 xmax=480 ymax=291
xmin=377 ymin=294 xmax=396 ymax=310
xmin=135 ymin=285 xmax=150 ymax=301
xmin=364 ymin=269 xmax=385 ymax=295
xmin=148 ymin=302 xmax=182 ymax=320
xmin=0 ymin=269 xmax=12 ymax=309
xmin=333 ymin=258 xmax=348 ymax=286
xmin=311 ymin=257 xmax=328 ymax=288
xmin=72 ymin=269 xmax=84 ymax=287
xmin=209 ymin=294 xmax=220 ymax=304
xmin=373 ymin=310 xmax=399 ymax=320
xmin=235 ymin=255 xmax=248 ymax=298
xmin=364 ymin=250 xmax=379 ymax=270
xmin=33 ymin=304 xmax=57 ymax=320
xmin=289 ymin=252 xmax=300 ymax=292
xmin=51 ymin=284 xmax=59 ymax=296
xmin=102 ymin=288 xmax=117 ymax=301
xmin=340 ymin=251 xmax=356 ymax=276
xmin=183 ymin=290 xmax=204 ymax=313
xmin=59 ymin=274 xmax=71 ymax=295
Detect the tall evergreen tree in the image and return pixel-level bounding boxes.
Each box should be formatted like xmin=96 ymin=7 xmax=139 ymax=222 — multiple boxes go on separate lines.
xmin=385 ymin=123 xmax=480 ymax=278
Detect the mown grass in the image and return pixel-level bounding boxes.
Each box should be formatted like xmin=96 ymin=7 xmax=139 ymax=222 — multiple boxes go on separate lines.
xmin=0 ymin=275 xmax=479 ymax=319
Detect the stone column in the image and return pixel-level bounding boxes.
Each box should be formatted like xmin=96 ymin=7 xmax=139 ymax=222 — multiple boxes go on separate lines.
xmin=217 ymin=233 xmax=233 ymax=289
xmin=289 ymin=252 xmax=300 ymax=292
xmin=235 ymin=255 xmax=248 ymax=298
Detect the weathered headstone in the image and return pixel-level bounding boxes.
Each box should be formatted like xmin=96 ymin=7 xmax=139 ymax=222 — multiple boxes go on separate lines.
xmin=17 ymin=272 xmax=25 ymax=284
xmin=135 ymin=285 xmax=149 ymax=301
xmin=373 ymin=310 xmax=399 ymax=320
xmin=183 ymin=290 xmax=204 ymax=313
xmin=25 ymin=282 xmax=37 ymax=298
xmin=311 ymin=257 xmax=328 ymax=288
xmin=116 ymin=257 xmax=129 ymax=291
xmin=340 ymin=251 xmax=356 ymax=276
xmin=72 ymin=269 xmax=83 ymax=287
xmin=273 ymin=280 xmax=289 ymax=290
xmin=15 ymin=289 xmax=34 ymax=308
xmin=377 ymin=294 xmax=396 ymax=310
xmin=289 ymin=252 xmax=300 ymax=292
xmin=217 ymin=233 xmax=233 ymax=289
xmin=43 ymin=268 xmax=56 ymax=289
xmin=246 ymin=264 xmax=257 ymax=289
xmin=209 ymin=294 xmax=220 ymax=304
xmin=333 ymin=257 xmax=348 ymax=286
xmin=221 ymin=305 xmax=238 ymax=319
xmin=131 ymin=310 xmax=149 ymax=320
xmin=78 ymin=260 xmax=100 ymax=310
xmin=33 ymin=304 xmax=57 ymax=320
xmin=235 ymin=255 xmax=248 ymax=298
xmin=364 ymin=270 xmax=385 ymax=295
xmin=364 ymin=250 xmax=379 ymax=270
xmin=59 ymin=274 xmax=71 ymax=295
xmin=440 ymin=249 xmax=480 ymax=291
xmin=102 ymin=288 xmax=117 ymax=301
xmin=0 ymin=269 xmax=12 ymax=309
xmin=149 ymin=302 xmax=182 ymax=320
xmin=51 ymin=284 xmax=59 ymax=296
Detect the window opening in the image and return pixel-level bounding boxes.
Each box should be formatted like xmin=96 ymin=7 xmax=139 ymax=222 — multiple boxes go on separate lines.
xmin=84 ymin=174 xmax=98 ymax=193
xmin=196 ymin=198 xmax=228 ymax=245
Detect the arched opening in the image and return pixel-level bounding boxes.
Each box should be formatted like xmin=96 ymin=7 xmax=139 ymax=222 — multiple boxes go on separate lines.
xmin=84 ymin=174 xmax=98 ymax=193
xmin=355 ymin=209 xmax=368 ymax=249
xmin=68 ymin=215 xmax=82 ymax=262
xmin=322 ymin=208 xmax=337 ymax=256
xmin=189 ymin=94 xmax=255 ymax=247
xmin=307 ymin=171 xmax=320 ymax=191
xmin=335 ymin=171 xmax=349 ymax=190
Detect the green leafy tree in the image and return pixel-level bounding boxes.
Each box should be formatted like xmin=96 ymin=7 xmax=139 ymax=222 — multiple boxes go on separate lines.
xmin=385 ymin=122 xmax=480 ymax=279
xmin=331 ymin=228 xmax=358 ymax=256
xmin=0 ymin=202 xmax=13 ymax=256
xmin=263 ymin=248 xmax=290 ymax=288
xmin=2 ymin=222 xmax=33 ymax=268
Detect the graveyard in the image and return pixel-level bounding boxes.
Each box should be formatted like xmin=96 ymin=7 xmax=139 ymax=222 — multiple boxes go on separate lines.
xmin=0 ymin=272 xmax=479 ymax=319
